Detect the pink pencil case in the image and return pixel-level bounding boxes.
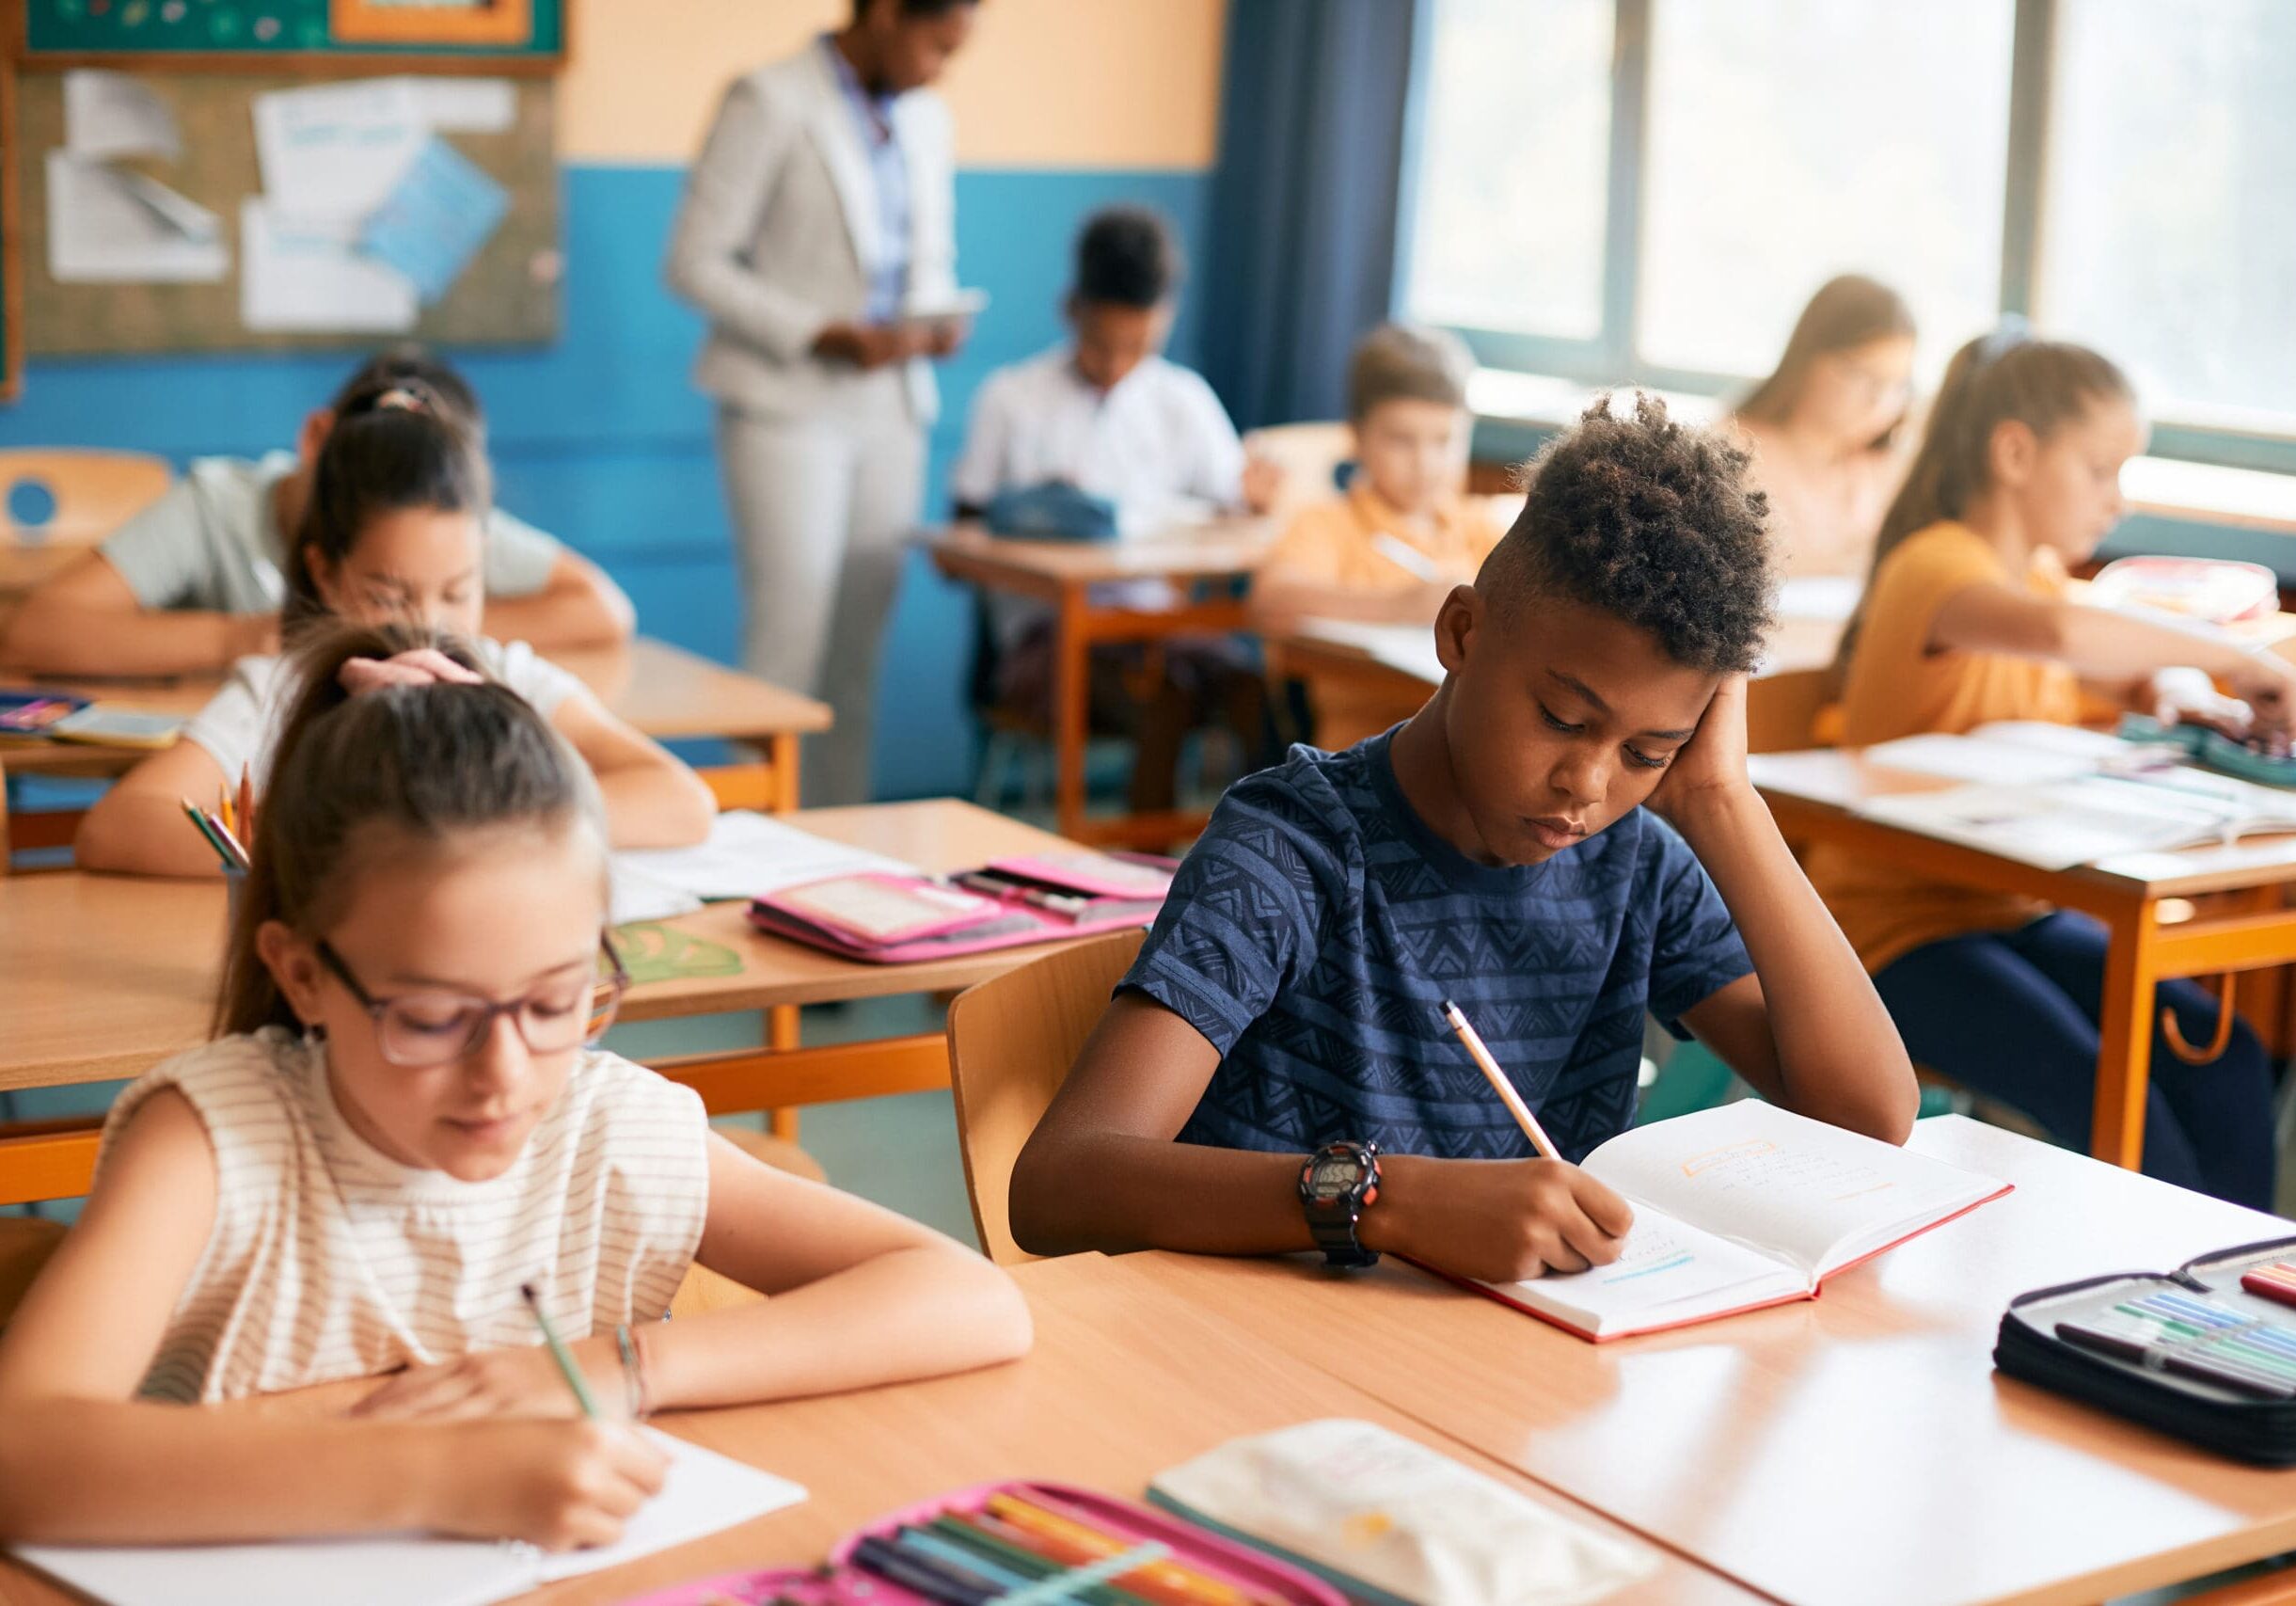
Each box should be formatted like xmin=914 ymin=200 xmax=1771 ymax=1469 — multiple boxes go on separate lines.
xmin=615 ymin=1478 xmax=1346 ymax=1605
xmin=985 ymin=852 xmax=1177 ymax=899
xmin=750 ymin=877 xmax=1160 ymax=964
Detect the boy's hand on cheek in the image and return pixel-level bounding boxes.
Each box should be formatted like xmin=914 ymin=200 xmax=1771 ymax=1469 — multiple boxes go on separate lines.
xmin=1649 ymin=674 xmax=1751 ymax=824
xmin=1363 ymin=1153 xmax=1635 ymax=1283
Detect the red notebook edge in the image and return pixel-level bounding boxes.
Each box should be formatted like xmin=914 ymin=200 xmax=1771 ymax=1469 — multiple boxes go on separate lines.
xmin=1400 ymin=1177 xmax=2015 ymax=1344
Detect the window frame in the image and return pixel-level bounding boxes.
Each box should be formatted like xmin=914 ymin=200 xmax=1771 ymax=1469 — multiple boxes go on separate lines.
xmin=1399 ymin=0 xmax=2296 ymax=474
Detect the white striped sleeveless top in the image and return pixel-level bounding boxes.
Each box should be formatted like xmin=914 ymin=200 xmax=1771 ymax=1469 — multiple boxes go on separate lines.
xmin=100 ymin=1026 xmax=711 ymax=1404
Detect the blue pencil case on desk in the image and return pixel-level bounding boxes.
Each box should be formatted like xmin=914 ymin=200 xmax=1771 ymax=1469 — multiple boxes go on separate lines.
xmin=986 ymin=484 xmax=1120 ymax=544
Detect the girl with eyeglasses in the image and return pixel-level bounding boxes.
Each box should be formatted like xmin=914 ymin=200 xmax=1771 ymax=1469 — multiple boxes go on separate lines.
xmin=73 ymin=375 xmax=715 ymax=877
xmin=0 ymin=626 xmax=1031 ymax=1550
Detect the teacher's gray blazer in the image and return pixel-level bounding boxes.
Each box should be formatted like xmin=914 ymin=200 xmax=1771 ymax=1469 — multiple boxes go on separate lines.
xmin=664 ymin=44 xmax=958 ymax=426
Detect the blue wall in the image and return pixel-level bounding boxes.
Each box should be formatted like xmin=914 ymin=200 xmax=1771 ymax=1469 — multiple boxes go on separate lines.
xmin=0 ymin=163 xmax=1214 ymax=800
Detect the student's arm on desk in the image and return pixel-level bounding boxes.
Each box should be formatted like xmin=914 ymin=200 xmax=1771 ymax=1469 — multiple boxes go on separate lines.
xmin=356 ymin=1132 xmax=1031 ymax=1424
xmin=1007 ymin=994 xmax=1633 ymax=1282
xmin=1 ymin=551 xmax=274 ymax=676
xmin=72 ymin=738 xmax=235 ymax=877
xmin=482 ymin=549 xmax=635 ymax=651
xmin=1932 ymin=580 xmax=2296 ymax=732
xmin=1653 ymin=678 xmax=1918 ymax=1143
xmin=549 ymin=690 xmax=715 ymax=850
xmin=0 ymin=1090 xmax=668 ymax=1550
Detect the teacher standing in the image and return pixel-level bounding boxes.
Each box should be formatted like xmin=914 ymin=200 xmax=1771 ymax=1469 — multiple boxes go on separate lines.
xmin=667 ymin=0 xmax=979 ymax=804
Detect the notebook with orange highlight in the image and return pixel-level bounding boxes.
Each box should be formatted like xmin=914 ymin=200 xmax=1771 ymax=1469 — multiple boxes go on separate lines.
xmin=1440 ymin=1101 xmax=2010 ymax=1342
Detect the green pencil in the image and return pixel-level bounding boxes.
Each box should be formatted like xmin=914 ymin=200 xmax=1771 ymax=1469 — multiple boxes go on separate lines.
xmin=520 ymin=1281 xmax=600 ymax=1419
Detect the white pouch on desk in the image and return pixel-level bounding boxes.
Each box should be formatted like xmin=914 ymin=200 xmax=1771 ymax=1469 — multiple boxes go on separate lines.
xmin=1148 ymin=1418 xmax=1658 ymax=1606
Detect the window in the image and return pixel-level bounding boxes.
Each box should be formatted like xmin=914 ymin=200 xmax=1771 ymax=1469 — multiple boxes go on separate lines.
xmin=1401 ymin=0 xmax=2296 ymax=457
xmin=2040 ymin=0 xmax=2296 ymax=437
xmin=1404 ymin=0 xmax=1613 ymax=343
xmin=1639 ymin=0 xmax=2012 ymax=379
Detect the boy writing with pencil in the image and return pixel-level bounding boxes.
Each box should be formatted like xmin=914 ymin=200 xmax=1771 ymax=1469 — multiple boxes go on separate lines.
xmin=1009 ymin=396 xmax=1918 ymax=1282
xmin=1252 ymin=324 xmax=1509 ymax=749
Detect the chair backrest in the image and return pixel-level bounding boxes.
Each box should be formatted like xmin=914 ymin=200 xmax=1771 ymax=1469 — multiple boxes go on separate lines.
xmin=0 ymin=450 xmax=173 ymax=543
xmin=1243 ymin=421 xmax=1352 ymax=522
xmin=945 ymin=928 xmax=1147 ymax=1265
xmin=0 ymin=1217 xmax=68 ymax=1330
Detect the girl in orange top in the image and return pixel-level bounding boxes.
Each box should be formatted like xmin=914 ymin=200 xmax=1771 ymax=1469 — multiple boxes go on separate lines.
xmin=1814 ymin=328 xmax=2296 ymax=1207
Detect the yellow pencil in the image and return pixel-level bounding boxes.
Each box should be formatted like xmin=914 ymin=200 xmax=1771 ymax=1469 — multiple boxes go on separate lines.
xmin=1440 ymin=998 xmax=1562 ymax=1161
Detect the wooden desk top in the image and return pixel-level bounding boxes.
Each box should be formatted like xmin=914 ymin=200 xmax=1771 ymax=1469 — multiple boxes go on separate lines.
xmin=1134 ymin=1117 xmax=2296 ymax=1606
xmin=0 ymin=802 xmax=1100 ymax=1093
xmin=1751 ymin=746 xmax=2296 ymax=899
xmin=0 ymin=638 xmax=831 ymax=777
xmin=1277 ymin=608 xmax=1845 ymax=688
xmin=0 ymin=1253 xmax=1761 ymax=1606
xmin=929 ymin=517 xmax=1277 ymax=596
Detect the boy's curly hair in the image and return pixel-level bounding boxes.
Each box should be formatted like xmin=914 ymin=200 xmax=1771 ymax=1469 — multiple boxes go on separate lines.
xmin=1480 ymin=392 xmax=1775 ymax=675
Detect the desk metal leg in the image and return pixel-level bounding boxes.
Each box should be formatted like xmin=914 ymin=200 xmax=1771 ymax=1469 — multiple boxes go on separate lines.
xmin=1053 ymin=585 xmax=1090 ymax=839
xmin=2094 ymin=902 xmax=2161 ymax=1169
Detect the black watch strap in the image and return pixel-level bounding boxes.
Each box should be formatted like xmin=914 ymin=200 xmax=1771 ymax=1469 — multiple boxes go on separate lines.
xmin=1300 ymin=1140 xmax=1382 ymax=1270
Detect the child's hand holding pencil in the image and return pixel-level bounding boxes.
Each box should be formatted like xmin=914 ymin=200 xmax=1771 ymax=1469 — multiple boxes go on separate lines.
xmin=1351 ymin=1000 xmax=1636 ymax=1284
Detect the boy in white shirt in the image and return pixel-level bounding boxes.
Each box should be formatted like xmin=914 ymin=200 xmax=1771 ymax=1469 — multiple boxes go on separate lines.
xmin=951 ymin=207 xmax=1279 ymax=811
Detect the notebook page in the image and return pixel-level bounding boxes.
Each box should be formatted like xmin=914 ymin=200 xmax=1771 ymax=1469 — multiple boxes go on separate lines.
xmin=10 ymin=1431 xmax=804 ymax=1606
xmin=1477 ymin=1206 xmax=1806 ymax=1339
xmin=611 ymin=811 xmax=917 ymax=902
xmin=537 ymin=1428 xmax=806 ymax=1583
xmin=1584 ymin=1102 xmax=2003 ymax=1280
xmin=12 ymin=1532 xmax=530 ymax=1606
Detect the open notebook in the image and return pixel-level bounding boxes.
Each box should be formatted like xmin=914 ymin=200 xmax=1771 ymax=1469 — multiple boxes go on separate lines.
xmin=1455 ymin=1102 xmax=2009 ymax=1342
xmin=11 ymin=1429 xmax=804 ymax=1606
xmin=1854 ymin=770 xmax=2296 ymax=870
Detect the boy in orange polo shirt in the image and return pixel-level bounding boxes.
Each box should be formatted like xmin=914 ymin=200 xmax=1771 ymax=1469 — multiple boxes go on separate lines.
xmin=1253 ymin=324 xmax=1507 ymax=748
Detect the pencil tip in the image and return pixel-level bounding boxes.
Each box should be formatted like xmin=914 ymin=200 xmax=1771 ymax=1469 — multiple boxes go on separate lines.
xmin=519 ymin=1281 xmax=538 ymax=1302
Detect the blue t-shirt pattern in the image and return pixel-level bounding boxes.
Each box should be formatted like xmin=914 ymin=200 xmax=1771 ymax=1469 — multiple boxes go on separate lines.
xmin=1122 ymin=733 xmax=1754 ymax=1163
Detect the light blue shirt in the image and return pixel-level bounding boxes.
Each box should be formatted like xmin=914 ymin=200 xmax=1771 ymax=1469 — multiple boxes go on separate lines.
xmin=823 ymin=35 xmax=911 ymax=324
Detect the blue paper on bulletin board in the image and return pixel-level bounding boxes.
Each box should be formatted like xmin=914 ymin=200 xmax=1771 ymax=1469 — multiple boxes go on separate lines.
xmin=357 ymin=135 xmax=507 ymax=305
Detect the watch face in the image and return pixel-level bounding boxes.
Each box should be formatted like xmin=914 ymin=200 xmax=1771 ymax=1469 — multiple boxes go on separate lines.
xmin=1308 ymin=1153 xmax=1364 ymax=1199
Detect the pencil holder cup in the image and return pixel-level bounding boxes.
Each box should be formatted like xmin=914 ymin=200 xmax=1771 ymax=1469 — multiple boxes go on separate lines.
xmin=224 ymin=866 xmax=247 ymax=933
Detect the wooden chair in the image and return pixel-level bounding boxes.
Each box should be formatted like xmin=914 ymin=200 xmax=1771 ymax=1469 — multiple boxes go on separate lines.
xmin=944 ymin=929 xmax=1147 ymax=1265
xmin=0 ymin=449 xmax=172 ymax=545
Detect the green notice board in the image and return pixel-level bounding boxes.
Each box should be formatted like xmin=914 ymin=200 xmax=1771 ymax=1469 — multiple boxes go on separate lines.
xmin=22 ymin=0 xmax=564 ymax=65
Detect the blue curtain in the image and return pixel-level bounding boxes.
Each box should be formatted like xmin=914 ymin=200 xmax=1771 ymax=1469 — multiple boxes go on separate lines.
xmin=1200 ymin=0 xmax=1421 ymax=431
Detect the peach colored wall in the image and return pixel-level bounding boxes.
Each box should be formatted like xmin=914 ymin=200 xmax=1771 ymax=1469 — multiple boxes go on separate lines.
xmin=562 ymin=0 xmax=1227 ymax=169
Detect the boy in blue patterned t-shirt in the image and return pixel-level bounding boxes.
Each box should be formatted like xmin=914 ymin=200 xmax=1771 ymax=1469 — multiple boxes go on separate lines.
xmin=1010 ymin=394 xmax=1918 ymax=1286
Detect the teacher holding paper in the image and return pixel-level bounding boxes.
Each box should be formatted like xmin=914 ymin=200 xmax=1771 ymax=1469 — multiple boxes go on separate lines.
xmin=667 ymin=0 xmax=979 ymax=803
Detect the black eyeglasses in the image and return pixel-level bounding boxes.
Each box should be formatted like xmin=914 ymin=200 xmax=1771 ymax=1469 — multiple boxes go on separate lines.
xmin=315 ymin=934 xmax=629 ymax=1069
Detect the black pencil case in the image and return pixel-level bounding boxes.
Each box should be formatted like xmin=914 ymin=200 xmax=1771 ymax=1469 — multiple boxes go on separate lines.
xmin=1994 ymin=1233 xmax=2296 ymax=1463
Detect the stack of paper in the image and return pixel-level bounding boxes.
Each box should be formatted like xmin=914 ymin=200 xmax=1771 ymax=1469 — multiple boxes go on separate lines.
xmin=1856 ymin=771 xmax=2296 ymax=871
xmin=610 ymin=811 xmax=921 ymax=927
xmin=49 ymin=72 xmax=225 ymax=284
xmin=241 ymin=75 xmax=514 ymax=332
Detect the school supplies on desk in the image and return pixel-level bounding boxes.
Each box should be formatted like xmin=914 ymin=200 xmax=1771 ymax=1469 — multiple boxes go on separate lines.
xmin=9 ymin=1429 xmax=806 ymax=1606
xmin=610 ymin=812 xmax=920 ymax=926
xmin=748 ymin=851 xmax=1173 ymax=964
xmin=618 ymin=1477 xmax=1342 ymax=1606
xmin=2119 ymin=712 xmax=2296 ymax=789
xmin=1858 ymin=720 xmax=2164 ymax=787
xmin=1995 ymin=1233 xmax=2296 ymax=1461
xmin=2089 ymin=555 xmax=2280 ymax=624
xmin=46 ymin=704 xmax=185 ymax=749
xmin=0 ymin=690 xmax=90 ymax=740
xmin=178 ymin=796 xmax=248 ymax=872
xmin=1851 ymin=769 xmax=2296 ymax=870
xmin=1149 ymin=1420 xmax=1659 ymax=1606
xmin=1445 ymin=1100 xmax=2008 ymax=1342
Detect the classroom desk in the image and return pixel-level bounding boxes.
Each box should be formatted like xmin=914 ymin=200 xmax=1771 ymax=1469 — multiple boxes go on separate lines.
xmin=1268 ymin=609 xmax=1849 ymax=754
xmin=928 ymin=518 xmax=1276 ymax=848
xmin=1136 ymin=1116 xmax=2296 ymax=1606
xmin=0 ymin=801 xmax=1102 ymax=1204
xmin=0 ymin=637 xmax=831 ymax=811
xmin=1751 ymin=745 xmax=2296 ymax=1170
xmin=0 ymin=1253 xmax=1761 ymax=1606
